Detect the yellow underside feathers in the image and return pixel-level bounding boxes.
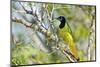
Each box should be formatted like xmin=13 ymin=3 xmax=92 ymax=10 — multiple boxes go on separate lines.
xmin=58 ymin=26 xmax=79 ymax=60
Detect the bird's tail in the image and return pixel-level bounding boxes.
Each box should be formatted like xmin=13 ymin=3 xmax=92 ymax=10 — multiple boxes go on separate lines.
xmin=68 ymin=41 xmax=79 ymax=61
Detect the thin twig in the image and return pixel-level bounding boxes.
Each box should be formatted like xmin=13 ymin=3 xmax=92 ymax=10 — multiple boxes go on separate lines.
xmin=51 ymin=4 xmax=55 ymax=20
xmin=87 ymin=11 xmax=95 ymax=61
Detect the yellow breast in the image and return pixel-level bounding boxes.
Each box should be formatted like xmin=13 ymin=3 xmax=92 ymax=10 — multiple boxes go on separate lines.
xmin=58 ymin=27 xmax=79 ymax=60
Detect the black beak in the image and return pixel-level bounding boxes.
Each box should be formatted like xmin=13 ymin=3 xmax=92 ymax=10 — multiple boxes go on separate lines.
xmin=56 ymin=17 xmax=60 ymax=20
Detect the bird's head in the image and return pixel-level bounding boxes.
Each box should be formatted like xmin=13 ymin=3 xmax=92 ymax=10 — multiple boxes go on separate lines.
xmin=56 ymin=16 xmax=66 ymax=24
xmin=53 ymin=16 xmax=66 ymax=29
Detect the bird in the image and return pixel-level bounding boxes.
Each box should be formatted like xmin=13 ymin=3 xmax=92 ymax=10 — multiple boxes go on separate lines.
xmin=52 ymin=16 xmax=79 ymax=61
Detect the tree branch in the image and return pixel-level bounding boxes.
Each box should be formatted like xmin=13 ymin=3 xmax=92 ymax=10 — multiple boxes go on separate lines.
xmin=87 ymin=10 xmax=95 ymax=61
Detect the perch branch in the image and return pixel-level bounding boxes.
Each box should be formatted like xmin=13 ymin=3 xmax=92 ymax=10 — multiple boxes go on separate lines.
xmin=57 ymin=43 xmax=79 ymax=62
